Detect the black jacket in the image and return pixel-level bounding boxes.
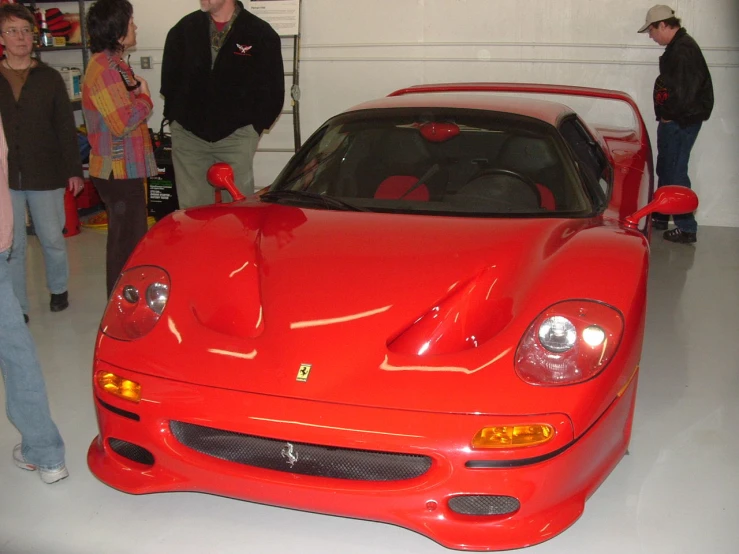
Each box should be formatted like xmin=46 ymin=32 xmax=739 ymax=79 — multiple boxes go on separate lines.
xmin=0 ymin=61 xmax=83 ymax=191
xmin=653 ymin=28 xmax=713 ymax=127
xmin=160 ymin=2 xmax=285 ymax=141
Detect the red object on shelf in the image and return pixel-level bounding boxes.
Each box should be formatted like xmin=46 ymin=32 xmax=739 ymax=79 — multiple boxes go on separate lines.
xmin=75 ymin=178 xmax=101 ymax=209
xmin=63 ymin=188 xmax=80 ymax=238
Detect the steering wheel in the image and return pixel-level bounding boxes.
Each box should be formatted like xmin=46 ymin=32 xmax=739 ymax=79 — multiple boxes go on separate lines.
xmin=462 ymin=168 xmax=542 ymax=207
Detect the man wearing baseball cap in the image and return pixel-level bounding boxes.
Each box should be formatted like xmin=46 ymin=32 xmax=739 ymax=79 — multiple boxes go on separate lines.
xmin=638 ymin=5 xmax=713 ymax=244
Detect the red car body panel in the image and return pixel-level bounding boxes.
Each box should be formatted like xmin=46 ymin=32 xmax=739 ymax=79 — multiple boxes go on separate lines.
xmin=89 ymin=366 xmax=637 ymax=551
xmin=88 ymin=83 xmax=658 ymax=550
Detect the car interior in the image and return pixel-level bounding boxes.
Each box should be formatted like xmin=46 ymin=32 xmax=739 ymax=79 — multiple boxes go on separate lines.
xmin=273 ymin=111 xmax=591 ymax=215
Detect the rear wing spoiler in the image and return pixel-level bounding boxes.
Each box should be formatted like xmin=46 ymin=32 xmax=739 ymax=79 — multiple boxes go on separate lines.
xmin=388 ymin=82 xmax=648 ymax=142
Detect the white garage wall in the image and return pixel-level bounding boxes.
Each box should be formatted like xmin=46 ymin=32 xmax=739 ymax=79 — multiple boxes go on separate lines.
xmin=125 ymin=0 xmax=739 ymax=227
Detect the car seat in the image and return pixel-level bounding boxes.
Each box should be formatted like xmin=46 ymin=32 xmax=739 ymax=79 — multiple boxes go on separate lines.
xmin=374 ymin=175 xmax=430 ymax=200
xmin=353 ymin=128 xmax=446 ymax=200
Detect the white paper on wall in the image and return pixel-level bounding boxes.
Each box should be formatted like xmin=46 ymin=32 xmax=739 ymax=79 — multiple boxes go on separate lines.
xmin=247 ymin=0 xmax=300 ymax=36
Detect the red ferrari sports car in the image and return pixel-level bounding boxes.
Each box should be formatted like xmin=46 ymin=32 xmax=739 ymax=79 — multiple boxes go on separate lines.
xmin=89 ymin=83 xmax=697 ymax=550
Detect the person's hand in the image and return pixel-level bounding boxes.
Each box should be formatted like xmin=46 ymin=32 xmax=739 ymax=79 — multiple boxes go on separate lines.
xmin=136 ymin=77 xmax=151 ymax=98
xmin=68 ymin=176 xmax=84 ymax=196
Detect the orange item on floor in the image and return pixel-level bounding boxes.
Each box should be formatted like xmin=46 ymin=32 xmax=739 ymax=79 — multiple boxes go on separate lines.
xmin=82 ymin=210 xmax=108 ymax=229
xmin=63 ymin=188 xmax=81 ymax=237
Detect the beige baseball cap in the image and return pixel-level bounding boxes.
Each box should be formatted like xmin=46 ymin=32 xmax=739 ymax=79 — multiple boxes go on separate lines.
xmin=638 ymin=5 xmax=676 ymax=32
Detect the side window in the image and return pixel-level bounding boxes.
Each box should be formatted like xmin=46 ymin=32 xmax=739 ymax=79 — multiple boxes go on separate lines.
xmin=559 ymin=117 xmax=611 ymax=200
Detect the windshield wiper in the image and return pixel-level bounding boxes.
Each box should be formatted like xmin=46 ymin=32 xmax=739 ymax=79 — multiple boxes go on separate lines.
xmin=260 ymin=190 xmax=369 ymax=212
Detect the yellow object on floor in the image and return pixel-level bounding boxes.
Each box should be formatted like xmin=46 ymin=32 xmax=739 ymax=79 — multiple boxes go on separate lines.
xmin=81 ymin=212 xmax=156 ymax=230
xmin=81 ymin=211 xmax=108 ymax=229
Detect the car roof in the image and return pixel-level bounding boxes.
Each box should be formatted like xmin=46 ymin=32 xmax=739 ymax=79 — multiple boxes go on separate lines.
xmin=345 ymin=92 xmax=576 ymax=127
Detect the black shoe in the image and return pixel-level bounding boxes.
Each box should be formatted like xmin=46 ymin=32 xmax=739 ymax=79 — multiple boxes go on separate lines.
xmin=50 ymin=291 xmax=69 ymax=312
xmin=23 ymin=314 xmax=29 ymax=324
xmin=663 ymin=228 xmax=696 ymax=244
xmin=652 ymin=220 xmax=668 ymax=231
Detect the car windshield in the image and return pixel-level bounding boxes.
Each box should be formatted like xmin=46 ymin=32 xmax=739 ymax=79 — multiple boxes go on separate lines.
xmin=268 ymin=108 xmax=593 ymax=217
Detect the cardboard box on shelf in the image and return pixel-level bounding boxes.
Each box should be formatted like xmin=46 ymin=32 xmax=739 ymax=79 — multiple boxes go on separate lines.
xmin=59 ymin=68 xmax=82 ymax=99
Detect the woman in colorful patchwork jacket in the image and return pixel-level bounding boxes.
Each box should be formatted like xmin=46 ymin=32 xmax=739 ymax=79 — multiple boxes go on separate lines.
xmin=82 ymin=0 xmax=157 ymax=296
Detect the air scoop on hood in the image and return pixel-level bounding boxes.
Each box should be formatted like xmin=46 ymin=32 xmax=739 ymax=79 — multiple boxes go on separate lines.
xmin=181 ymin=209 xmax=268 ymax=340
xmin=388 ymin=266 xmax=515 ymax=356
xmin=190 ymin=259 xmax=264 ymax=339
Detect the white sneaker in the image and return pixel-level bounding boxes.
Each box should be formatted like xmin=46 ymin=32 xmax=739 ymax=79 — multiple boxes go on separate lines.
xmin=13 ymin=444 xmax=69 ymax=484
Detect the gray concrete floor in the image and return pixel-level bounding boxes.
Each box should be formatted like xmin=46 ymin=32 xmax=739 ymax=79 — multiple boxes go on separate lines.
xmin=1 ymin=226 xmax=738 ymax=553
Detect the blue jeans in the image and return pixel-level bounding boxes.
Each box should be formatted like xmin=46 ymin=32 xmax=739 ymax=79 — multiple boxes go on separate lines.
xmin=9 ymin=188 xmax=69 ymax=314
xmin=0 ymin=249 xmax=65 ymax=470
xmin=655 ymin=121 xmax=702 ymax=233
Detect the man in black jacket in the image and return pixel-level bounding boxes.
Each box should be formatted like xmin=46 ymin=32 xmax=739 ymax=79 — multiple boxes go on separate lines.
xmin=638 ymin=4 xmax=713 ymax=244
xmin=161 ymin=0 xmax=284 ymax=208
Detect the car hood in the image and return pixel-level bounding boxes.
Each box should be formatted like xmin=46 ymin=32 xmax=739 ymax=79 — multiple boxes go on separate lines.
xmin=107 ymin=202 xmax=645 ymax=415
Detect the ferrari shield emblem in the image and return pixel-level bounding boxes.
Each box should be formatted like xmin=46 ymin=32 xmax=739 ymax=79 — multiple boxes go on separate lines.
xmin=296 ymin=364 xmax=312 ymax=382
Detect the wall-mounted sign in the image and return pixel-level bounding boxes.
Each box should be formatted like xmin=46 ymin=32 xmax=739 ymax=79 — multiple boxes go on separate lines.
xmin=247 ymin=0 xmax=301 ymax=36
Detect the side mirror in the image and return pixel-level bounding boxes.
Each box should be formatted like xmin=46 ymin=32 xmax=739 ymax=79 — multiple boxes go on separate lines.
xmin=207 ymin=163 xmax=245 ymax=203
xmin=625 ymin=185 xmax=698 ymax=227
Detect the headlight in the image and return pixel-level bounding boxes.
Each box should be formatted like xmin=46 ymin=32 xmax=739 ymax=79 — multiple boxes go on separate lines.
xmin=146 ymin=282 xmax=169 ymax=315
xmin=515 ymin=300 xmax=623 ymax=385
xmin=101 ymin=266 xmax=171 ymax=341
xmin=537 ymin=316 xmax=577 ymax=352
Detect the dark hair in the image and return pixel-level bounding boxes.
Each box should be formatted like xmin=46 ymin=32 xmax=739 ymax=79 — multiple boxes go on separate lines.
xmin=87 ymin=0 xmax=133 ymax=53
xmin=654 ymin=16 xmax=682 ymax=29
xmin=0 ymin=4 xmax=36 ymax=30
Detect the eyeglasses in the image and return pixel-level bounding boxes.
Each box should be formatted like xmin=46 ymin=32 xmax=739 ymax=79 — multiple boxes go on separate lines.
xmin=2 ymin=27 xmax=33 ymax=38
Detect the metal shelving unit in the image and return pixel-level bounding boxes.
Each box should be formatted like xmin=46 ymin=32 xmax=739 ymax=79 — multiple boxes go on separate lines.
xmin=25 ymin=1 xmax=91 ymax=109
xmin=27 ymin=0 xmax=91 ymax=70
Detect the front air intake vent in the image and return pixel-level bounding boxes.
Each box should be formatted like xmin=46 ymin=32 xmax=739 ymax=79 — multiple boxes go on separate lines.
xmin=170 ymin=420 xmax=432 ymax=481
xmin=108 ymin=438 xmax=155 ymax=466
xmin=448 ymin=495 xmax=520 ymax=516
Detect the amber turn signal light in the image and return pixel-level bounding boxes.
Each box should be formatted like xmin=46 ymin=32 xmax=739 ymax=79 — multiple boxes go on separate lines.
xmin=96 ymin=371 xmax=142 ymax=403
xmin=472 ymin=424 xmax=554 ymax=449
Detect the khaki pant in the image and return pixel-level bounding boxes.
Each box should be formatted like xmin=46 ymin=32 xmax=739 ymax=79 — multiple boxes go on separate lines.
xmin=170 ymin=122 xmax=260 ymax=209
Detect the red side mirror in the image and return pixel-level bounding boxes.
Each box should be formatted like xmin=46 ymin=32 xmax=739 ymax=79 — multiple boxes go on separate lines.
xmin=206 ymin=163 xmax=245 ymax=203
xmin=625 ymin=185 xmax=698 ymax=227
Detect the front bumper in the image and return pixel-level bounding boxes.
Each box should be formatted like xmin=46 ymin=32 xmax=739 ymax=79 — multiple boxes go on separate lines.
xmin=88 ymin=360 xmax=637 ymax=551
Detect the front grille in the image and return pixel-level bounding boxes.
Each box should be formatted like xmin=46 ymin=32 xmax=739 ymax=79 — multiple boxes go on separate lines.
xmin=170 ymin=420 xmax=432 ymax=481
xmin=108 ymin=438 xmax=155 ymax=466
xmin=448 ymin=495 xmax=520 ymax=516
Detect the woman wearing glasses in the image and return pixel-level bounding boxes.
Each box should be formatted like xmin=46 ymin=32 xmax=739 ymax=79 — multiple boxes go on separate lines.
xmin=82 ymin=0 xmax=157 ymax=297
xmin=0 ymin=3 xmax=84 ymax=322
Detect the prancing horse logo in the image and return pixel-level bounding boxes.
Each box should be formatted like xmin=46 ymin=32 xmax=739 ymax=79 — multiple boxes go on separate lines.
xmin=281 ymin=442 xmax=298 ymax=467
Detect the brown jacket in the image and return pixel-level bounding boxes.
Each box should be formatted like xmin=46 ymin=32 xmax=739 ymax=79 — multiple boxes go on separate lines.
xmin=0 ymin=60 xmax=83 ymax=191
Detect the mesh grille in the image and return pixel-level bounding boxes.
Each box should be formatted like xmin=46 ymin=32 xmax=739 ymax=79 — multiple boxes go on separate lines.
xmin=448 ymin=495 xmax=520 ymax=516
xmin=108 ymin=438 xmax=155 ymax=466
xmin=170 ymin=420 xmax=432 ymax=481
